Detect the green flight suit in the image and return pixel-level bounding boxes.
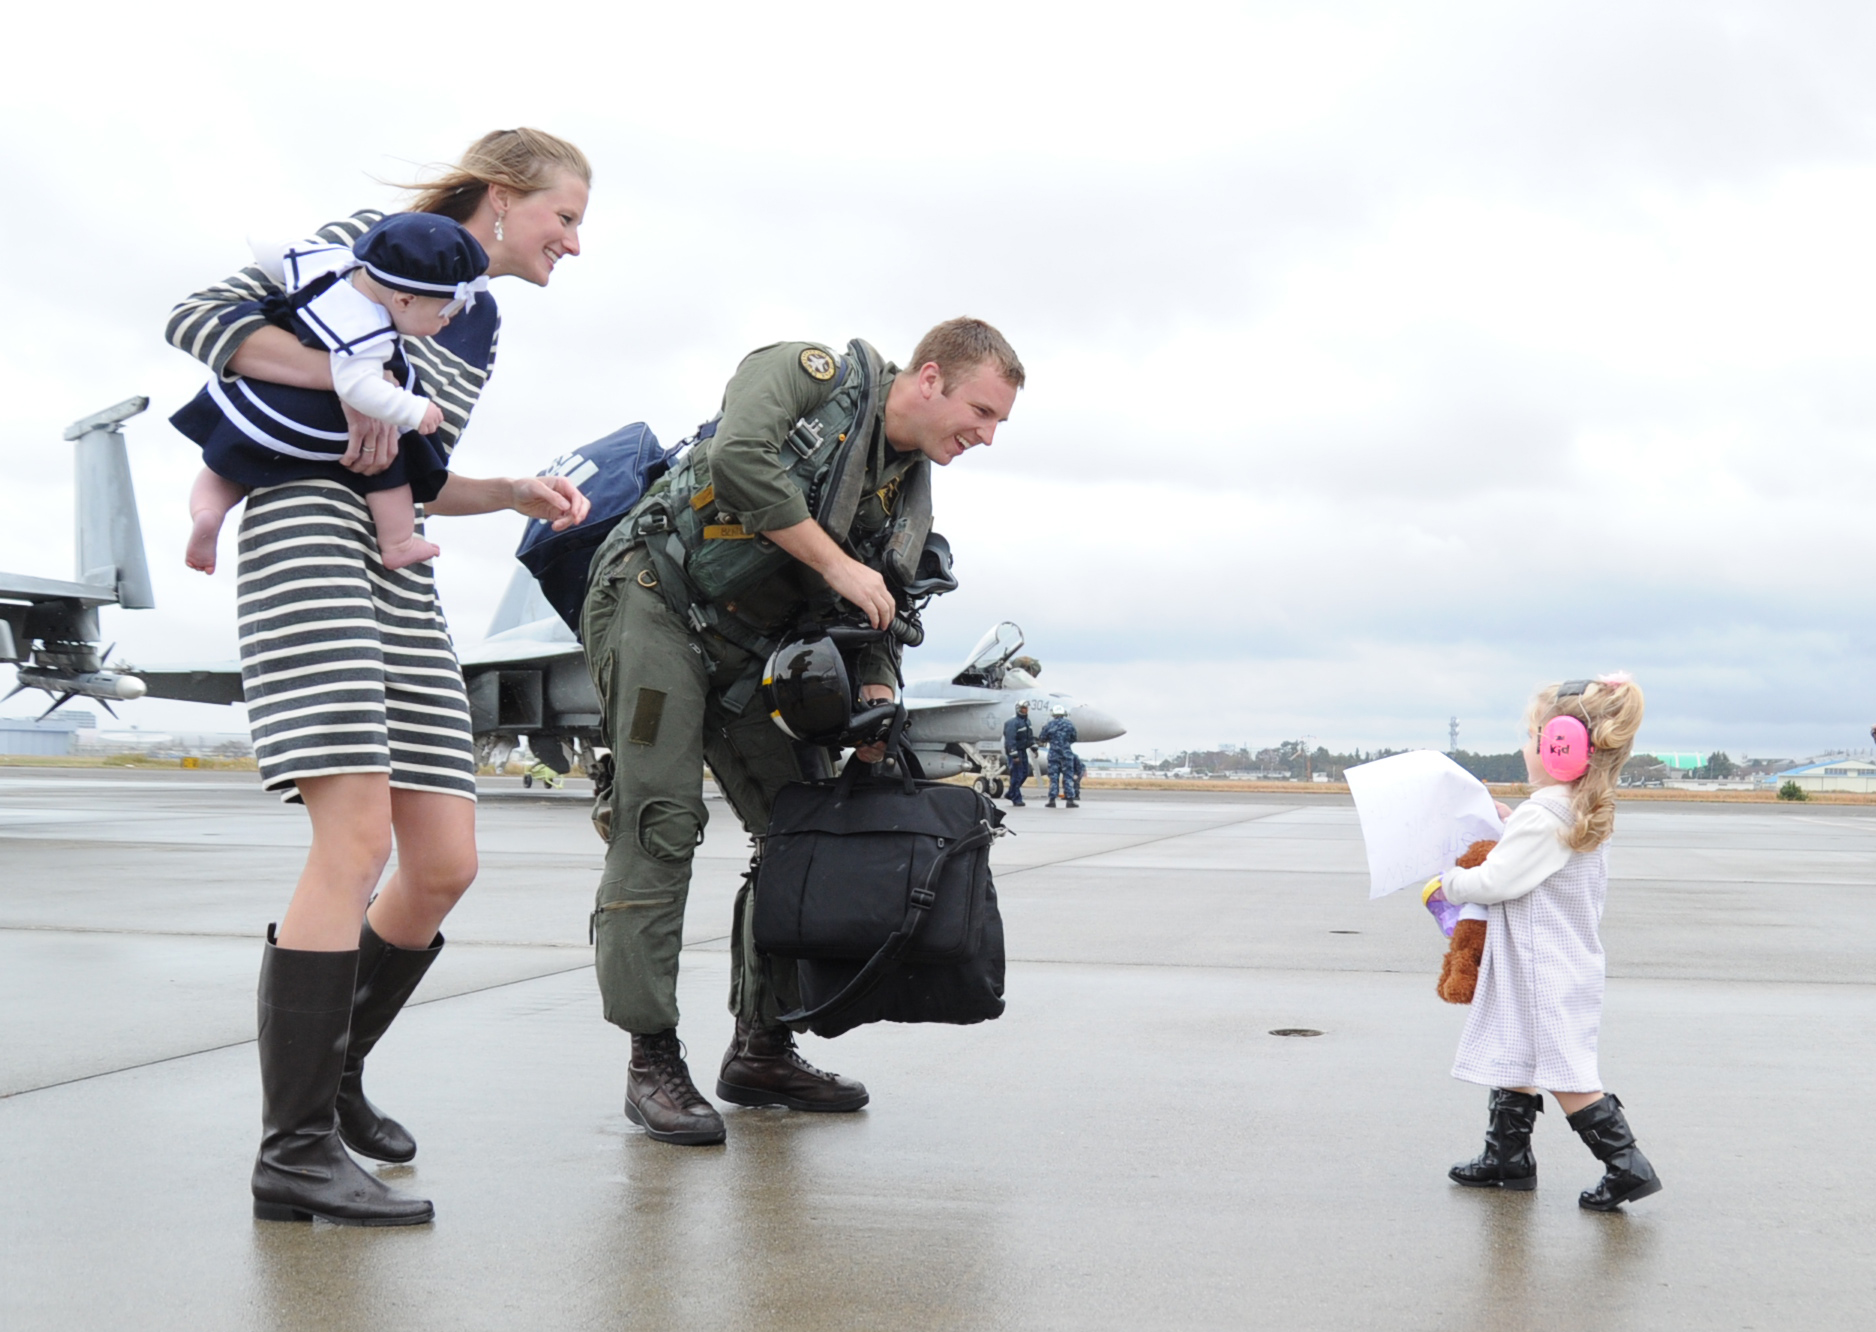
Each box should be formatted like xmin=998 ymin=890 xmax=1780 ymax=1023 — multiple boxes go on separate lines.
xmin=582 ymin=341 xmax=920 ymax=1035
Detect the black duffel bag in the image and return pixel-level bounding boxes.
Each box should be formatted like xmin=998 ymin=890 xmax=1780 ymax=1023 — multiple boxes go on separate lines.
xmin=752 ymin=766 xmax=1007 ymax=1039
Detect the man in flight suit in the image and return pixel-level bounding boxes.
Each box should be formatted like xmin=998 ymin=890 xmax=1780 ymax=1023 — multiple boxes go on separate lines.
xmin=581 ymin=319 xmax=1024 ymax=1145
xmin=1003 ymin=701 xmax=1035 ymax=806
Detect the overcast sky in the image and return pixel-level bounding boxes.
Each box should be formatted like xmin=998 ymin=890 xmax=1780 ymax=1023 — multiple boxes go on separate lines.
xmin=4 ymin=0 xmax=1873 ymax=759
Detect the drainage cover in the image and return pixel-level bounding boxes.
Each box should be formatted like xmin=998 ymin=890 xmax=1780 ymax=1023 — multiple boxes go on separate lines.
xmin=1269 ymin=1028 xmax=1324 ymax=1038
xmin=1329 ymin=929 xmax=1360 ymax=935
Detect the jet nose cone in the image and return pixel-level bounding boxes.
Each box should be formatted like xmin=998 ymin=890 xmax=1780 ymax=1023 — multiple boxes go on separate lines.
xmin=1073 ymin=706 xmax=1125 ymax=742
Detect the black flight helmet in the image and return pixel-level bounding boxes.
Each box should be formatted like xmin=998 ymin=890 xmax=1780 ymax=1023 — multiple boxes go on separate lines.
xmin=764 ymin=635 xmax=854 ymax=745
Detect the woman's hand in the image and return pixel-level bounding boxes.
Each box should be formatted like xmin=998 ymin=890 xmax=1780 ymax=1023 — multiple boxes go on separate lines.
xmin=509 ymin=475 xmax=591 ymax=531
xmin=340 ymin=404 xmax=400 ymax=476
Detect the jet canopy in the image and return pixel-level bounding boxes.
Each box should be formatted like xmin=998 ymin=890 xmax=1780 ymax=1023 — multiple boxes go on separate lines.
xmin=952 ymin=621 xmax=1025 ymax=688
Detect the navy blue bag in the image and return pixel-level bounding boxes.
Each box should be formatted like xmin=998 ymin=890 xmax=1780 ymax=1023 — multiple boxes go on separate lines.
xmin=516 ymin=422 xmax=679 ymax=635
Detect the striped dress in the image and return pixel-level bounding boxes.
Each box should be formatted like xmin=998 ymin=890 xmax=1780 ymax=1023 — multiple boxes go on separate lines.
xmin=167 ymin=210 xmax=498 ymax=802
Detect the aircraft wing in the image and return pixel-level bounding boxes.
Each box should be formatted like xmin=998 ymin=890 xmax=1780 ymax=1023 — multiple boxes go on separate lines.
xmin=134 ymin=662 xmax=245 ymax=706
xmin=459 ymin=639 xmax=585 ymax=668
xmin=133 ymin=636 xmax=589 ymax=705
xmin=902 ymin=695 xmax=985 ymax=713
xmin=0 ymin=572 xmax=120 ymax=606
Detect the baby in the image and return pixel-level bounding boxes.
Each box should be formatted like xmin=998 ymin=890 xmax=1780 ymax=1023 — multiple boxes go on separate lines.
xmin=172 ymin=213 xmax=489 ymax=572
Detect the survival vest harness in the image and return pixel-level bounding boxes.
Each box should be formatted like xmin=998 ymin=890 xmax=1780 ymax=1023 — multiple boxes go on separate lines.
xmin=628 ymin=339 xmax=934 ymax=698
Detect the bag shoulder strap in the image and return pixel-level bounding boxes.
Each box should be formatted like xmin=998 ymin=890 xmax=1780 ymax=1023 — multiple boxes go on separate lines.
xmin=776 ymin=818 xmax=995 ymax=1027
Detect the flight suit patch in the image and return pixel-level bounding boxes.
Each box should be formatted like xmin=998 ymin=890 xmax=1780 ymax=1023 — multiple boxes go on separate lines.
xmin=799 ymin=347 xmax=836 ymax=381
xmin=628 ymin=688 xmax=666 ymax=746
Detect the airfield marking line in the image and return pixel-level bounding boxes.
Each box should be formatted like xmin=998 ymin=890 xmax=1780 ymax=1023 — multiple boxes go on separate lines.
xmin=992 ymin=807 xmax=1300 ymax=880
xmin=0 ymin=961 xmax=600 ymax=1102
xmin=1793 ymin=816 xmax=1876 ymax=832
xmin=993 ymin=956 xmax=1876 ymax=987
xmin=0 ymin=924 xmax=591 ymax=948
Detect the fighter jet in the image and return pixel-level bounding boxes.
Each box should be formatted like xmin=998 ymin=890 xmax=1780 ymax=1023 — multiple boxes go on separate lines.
xmin=901 ymin=621 xmax=1126 ymax=793
xmin=138 ymin=552 xmax=1126 ymax=785
xmin=0 ymin=398 xmax=154 ymax=717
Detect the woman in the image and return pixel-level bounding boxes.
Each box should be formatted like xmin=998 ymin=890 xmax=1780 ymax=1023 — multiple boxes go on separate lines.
xmin=165 ymin=128 xmax=594 ymax=1226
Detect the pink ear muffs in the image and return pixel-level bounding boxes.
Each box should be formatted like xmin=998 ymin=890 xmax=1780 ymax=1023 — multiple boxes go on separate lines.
xmin=1539 ymin=715 xmax=1592 ymax=782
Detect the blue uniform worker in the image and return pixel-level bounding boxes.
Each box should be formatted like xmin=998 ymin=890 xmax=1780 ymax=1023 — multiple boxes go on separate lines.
xmin=1039 ymin=706 xmax=1080 ymax=807
xmin=1002 ymin=703 xmax=1035 ymax=805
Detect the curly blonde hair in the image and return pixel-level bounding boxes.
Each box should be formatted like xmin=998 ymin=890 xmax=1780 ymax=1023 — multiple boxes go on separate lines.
xmin=1524 ymin=675 xmax=1646 ymax=852
xmin=396 ymin=128 xmax=591 ymax=222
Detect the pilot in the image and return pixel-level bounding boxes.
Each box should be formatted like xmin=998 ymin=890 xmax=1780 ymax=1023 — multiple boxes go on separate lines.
xmin=1003 ymin=701 xmax=1036 ymax=805
xmin=1040 ymin=703 xmax=1080 ymax=808
xmin=580 ymin=318 xmax=1024 ymax=1145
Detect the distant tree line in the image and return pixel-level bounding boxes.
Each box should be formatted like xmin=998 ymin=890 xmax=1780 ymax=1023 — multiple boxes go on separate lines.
xmin=1148 ymin=746 xmax=1751 ymax=786
xmin=1150 ymin=741 xmax=1406 ymax=781
xmin=1447 ymin=750 xmax=1527 ymax=783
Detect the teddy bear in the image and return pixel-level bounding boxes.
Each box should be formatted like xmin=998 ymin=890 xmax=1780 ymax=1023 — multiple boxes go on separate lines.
xmin=1434 ymin=839 xmax=1496 ymax=1003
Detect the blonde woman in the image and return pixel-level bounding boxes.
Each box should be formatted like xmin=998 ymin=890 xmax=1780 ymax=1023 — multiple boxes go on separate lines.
xmin=165 ymin=129 xmax=594 ymax=1226
xmin=1433 ymin=675 xmax=1662 ymax=1211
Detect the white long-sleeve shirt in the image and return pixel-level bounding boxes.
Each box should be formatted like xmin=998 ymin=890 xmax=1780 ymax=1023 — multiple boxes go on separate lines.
xmin=1442 ymin=785 xmax=1574 ymax=904
xmin=252 ymin=239 xmax=430 ymax=433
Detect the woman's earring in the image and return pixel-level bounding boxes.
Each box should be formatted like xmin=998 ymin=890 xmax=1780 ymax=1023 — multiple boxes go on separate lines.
xmin=494 ymin=213 xmax=505 ymax=243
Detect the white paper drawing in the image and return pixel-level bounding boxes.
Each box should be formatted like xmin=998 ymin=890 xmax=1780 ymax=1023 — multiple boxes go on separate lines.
xmin=1344 ymin=751 xmax=1507 ymax=899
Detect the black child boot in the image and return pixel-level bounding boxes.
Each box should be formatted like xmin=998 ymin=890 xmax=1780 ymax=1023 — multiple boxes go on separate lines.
xmin=1567 ymin=1094 xmax=1663 ymax=1211
xmin=1449 ymin=1088 xmax=1542 ymax=1190
xmin=336 ymin=921 xmax=443 ymax=1163
xmin=251 ymin=926 xmax=434 ymax=1225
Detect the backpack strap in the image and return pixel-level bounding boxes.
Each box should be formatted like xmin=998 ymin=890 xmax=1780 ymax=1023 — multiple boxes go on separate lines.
xmin=776 ymin=817 xmax=995 ymax=1026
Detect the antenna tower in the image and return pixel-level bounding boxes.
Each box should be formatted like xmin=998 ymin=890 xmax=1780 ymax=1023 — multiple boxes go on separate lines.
xmin=1448 ymin=716 xmax=1460 ymax=753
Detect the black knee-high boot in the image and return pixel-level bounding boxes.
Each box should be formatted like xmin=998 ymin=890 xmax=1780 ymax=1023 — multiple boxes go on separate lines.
xmin=1567 ymin=1094 xmax=1662 ymax=1211
xmin=337 ymin=921 xmax=443 ymax=1163
xmin=1449 ymin=1088 xmax=1542 ymax=1190
xmin=251 ymin=926 xmax=434 ymax=1225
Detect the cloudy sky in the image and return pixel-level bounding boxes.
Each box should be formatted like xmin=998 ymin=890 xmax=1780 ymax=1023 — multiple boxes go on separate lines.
xmin=3 ymin=0 xmax=1873 ymax=759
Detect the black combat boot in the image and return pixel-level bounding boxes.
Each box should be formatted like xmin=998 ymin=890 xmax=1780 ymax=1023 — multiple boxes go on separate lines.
xmin=1046 ymin=796 xmax=1057 ymax=808
xmin=251 ymin=927 xmax=434 ymax=1225
xmin=625 ymin=1030 xmax=726 ymax=1145
xmin=1065 ymin=797 xmax=1079 ymax=808
xmin=716 ymin=1018 xmax=870 ymax=1112
xmin=1449 ymin=1088 xmax=1543 ymax=1190
xmin=1567 ymin=1094 xmax=1662 ymax=1211
xmin=335 ymin=921 xmax=442 ymax=1163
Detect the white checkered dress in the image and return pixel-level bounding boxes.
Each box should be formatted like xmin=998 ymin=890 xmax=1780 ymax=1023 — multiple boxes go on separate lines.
xmin=1451 ymin=799 xmax=1608 ymax=1092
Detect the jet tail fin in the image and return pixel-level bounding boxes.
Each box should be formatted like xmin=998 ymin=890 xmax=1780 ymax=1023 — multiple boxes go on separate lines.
xmin=485 ymin=565 xmax=560 ymax=638
xmin=65 ymin=397 xmax=154 ymax=610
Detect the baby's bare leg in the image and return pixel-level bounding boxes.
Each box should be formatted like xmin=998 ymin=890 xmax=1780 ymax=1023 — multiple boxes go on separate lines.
xmin=186 ymin=468 xmax=248 ymax=574
xmin=366 ymin=485 xmax=440 ymax=571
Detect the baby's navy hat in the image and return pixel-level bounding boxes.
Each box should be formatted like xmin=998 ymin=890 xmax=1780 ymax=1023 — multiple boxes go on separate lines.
xmin=354 ymin=213 xmax=490 ymax=309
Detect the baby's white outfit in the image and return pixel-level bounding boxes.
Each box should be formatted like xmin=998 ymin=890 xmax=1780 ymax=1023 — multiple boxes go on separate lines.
xmin=255 ymin=240 xmax=432 ymax=433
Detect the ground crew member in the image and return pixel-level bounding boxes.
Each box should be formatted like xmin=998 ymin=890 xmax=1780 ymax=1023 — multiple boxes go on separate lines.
xmin=1040 ymin=704 xmax=1080 ymax=808
xmin=581 ymin=319 xmax=1024 ymax=1145
xmin=1003 ymin=701 xmax=1035 ymax=805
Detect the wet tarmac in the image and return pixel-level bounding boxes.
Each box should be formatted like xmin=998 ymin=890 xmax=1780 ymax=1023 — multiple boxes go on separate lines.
xmin=2 ymin=768 xmax=1872 ymax=1329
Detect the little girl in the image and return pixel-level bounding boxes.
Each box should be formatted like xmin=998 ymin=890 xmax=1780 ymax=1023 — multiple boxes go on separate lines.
xmin=1432 ymin=674 xmax=1662 ymax=1211
xmin=172 ymin=212 xmax=489 ymax=573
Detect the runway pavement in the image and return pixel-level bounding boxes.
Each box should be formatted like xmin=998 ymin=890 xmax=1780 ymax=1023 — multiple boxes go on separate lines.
xmin=1 ymin=767 xmax=1871 ymax=1330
